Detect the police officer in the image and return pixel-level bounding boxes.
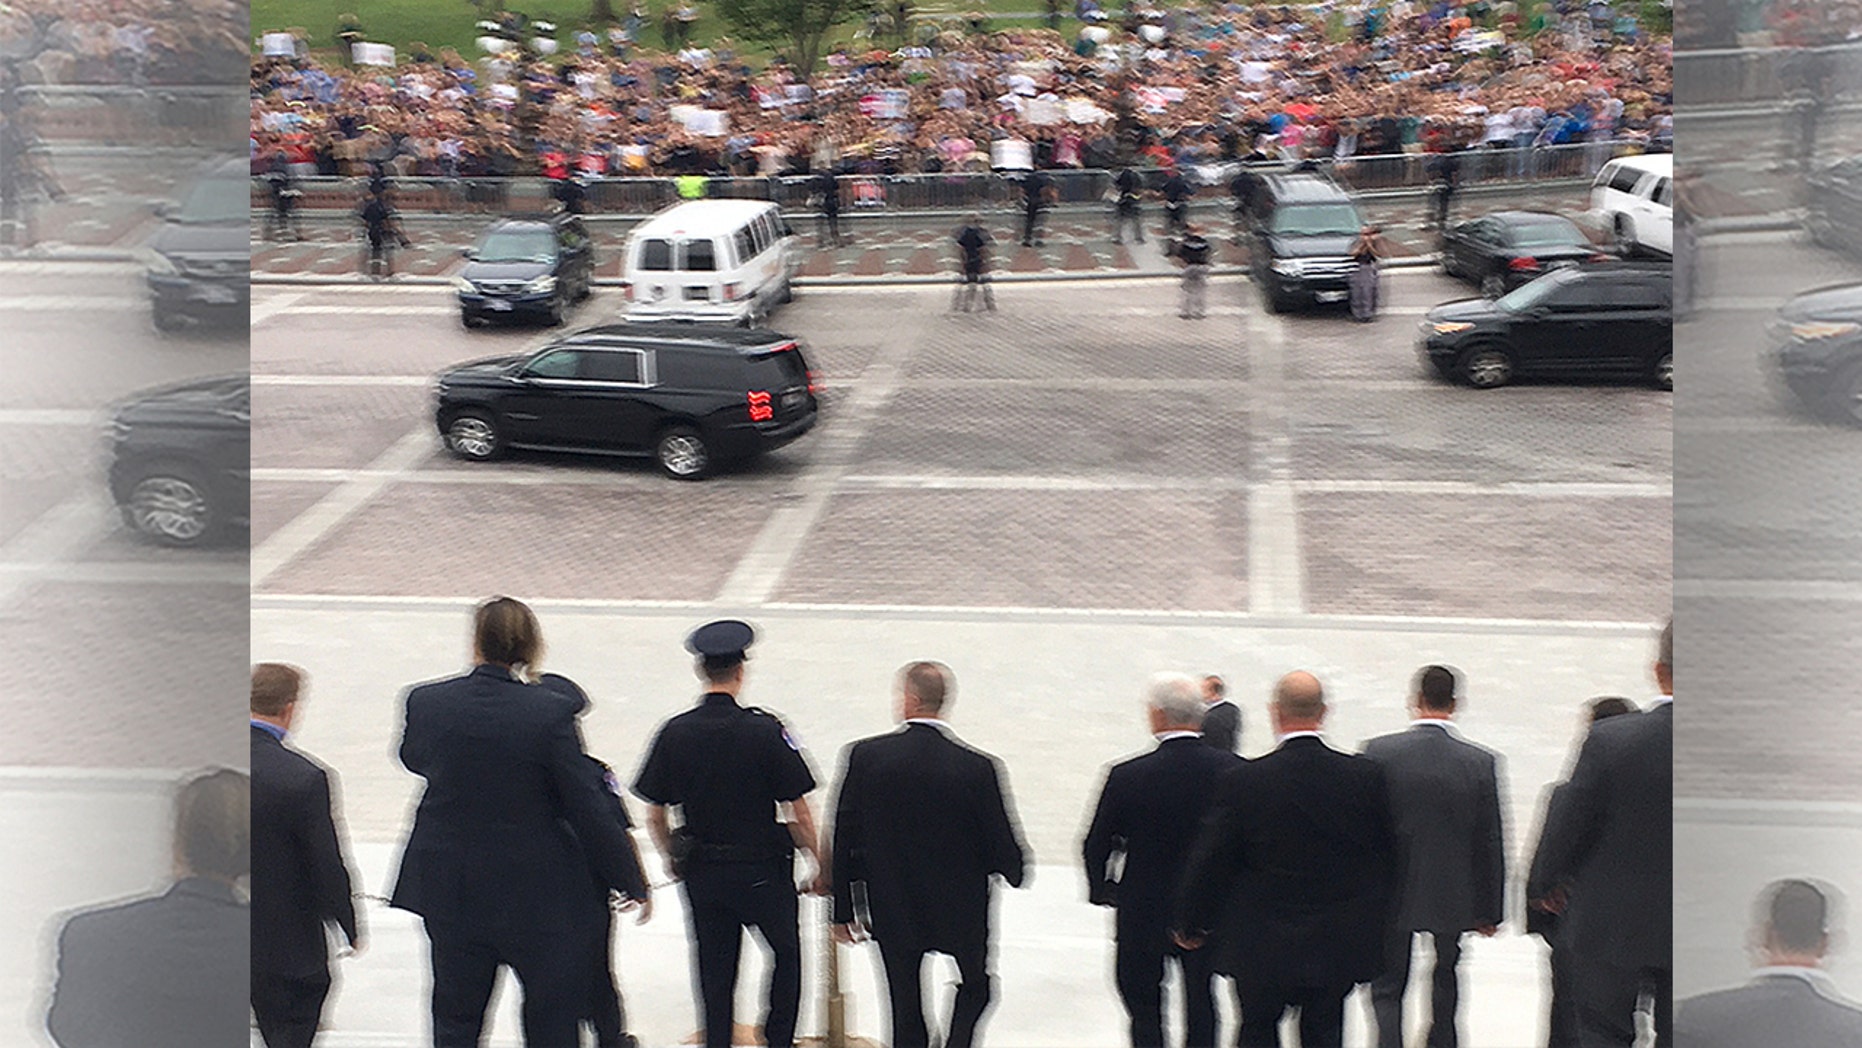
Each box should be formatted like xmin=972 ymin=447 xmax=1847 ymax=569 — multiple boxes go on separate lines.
xmin=952 ymin=213 xmax=996 ymax=313
xmin=1160 ymin=164 xmax=1193 ymax=239
xmin=633 ymin=621 xmax=824 ymax=1048
xmin=1177 ymin=222 xmax=1211 ymax=319
xmin=1020 ymin=167 xmax=1054 ymax=247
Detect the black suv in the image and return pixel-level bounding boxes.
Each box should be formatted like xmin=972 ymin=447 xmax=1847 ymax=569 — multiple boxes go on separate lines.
xmin=455 ymin=214 xmax=595 ymax=327
xmin=1417 ymin=263 xmax=1673 ymax=389
xmin=1767 ymin=283 xmax=1862 ymax=426
xmin=1247 ymin=173 xmax=1367 ymax=313
xmin=145 ymin=157 xmax=249 ymax=332
xmin=434 ymin=324 xmax=820 ymax=478
xmin=107 ymin=375 xmax=250 ymax=546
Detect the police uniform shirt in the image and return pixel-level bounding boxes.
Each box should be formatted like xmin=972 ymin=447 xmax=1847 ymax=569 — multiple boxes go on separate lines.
xmin=633 ymin=694 xmax=815 ymax=854
xmin=1180 ymin=233 xmax=1211 ymax=265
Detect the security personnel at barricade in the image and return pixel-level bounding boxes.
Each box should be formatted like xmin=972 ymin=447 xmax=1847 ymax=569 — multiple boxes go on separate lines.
xmin=633 ymin=621 xmax=826 ymax=1048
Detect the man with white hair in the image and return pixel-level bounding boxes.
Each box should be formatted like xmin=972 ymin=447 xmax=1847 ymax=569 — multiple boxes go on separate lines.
xmin=1083 ymin=673 xmax=1245 ymax=1047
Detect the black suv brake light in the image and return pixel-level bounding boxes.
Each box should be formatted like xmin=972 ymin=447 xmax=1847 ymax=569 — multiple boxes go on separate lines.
xmin=747 ymin=390 xmax=774 ymax=422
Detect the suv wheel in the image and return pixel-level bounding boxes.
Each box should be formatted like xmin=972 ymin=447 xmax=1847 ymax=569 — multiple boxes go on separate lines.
xmin=124 ymin=463 xmax=215 ymax=546
xmin=1462 ymin=346 xmax=1515 ymax=389
xmin=1615 ymin=215 xmax=1639 ymax=257
xmin=1653 ymin=351 xmax=1674 ymax=391
xmin=1263 ymin=286 xmax=1291 ymax=314
xmin=445 ymin=411 xmax=504 ymax=460
xmin=656 ymin=426 xmax=711 ymax=480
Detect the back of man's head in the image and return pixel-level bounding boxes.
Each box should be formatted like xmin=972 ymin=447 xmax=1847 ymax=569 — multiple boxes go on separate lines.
xmin=251 ymin=663 xmax=303 ymax=718
xmin=900 ymin=660 xmax=954 ymax=716
xmin=174 ymin=768 xmax=250 ymax=883
xmin=1273 ymin=671 xmax=1325 ymax=725
xmin=1761 ymin=879 xmax=1831 ymax=963
xmin=1147 ymin=672 xmax=1206 ymax=730
xmin=1202 ymin=674 xmax=1225 ymax=701
xmin=1414 ymin=664 xmax=1458 ymax=713
xmin=1588 ymin=696 xmax=1635 ymax=723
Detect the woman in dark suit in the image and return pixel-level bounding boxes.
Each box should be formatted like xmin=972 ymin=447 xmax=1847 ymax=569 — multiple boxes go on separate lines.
xmin=389 ymin=597 xmax=650 ymax=1047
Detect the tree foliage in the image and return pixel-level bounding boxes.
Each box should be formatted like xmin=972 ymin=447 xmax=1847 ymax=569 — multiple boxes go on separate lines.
xmin=715 ymin=0 xmax=878 ymax=75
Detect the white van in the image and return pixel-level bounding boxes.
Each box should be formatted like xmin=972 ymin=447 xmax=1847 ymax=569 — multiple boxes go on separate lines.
xmin=1590 ymin=153 xmax=1672 ymax=257
xmin=621 ymin=199 xmax=801 ymax=325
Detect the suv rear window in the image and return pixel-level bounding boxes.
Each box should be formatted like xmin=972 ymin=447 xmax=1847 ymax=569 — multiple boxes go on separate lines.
xmin=745 ymin=345 xmax=809 ymax=389
xmin=640 ymin=239 xmax=672 ymax=270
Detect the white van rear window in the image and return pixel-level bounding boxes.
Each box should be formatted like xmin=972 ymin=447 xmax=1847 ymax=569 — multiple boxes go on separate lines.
xmin=640 ymin=239 xmax=672 ymax=270
xmin=682 ymin=239 xmax=717 ymax=271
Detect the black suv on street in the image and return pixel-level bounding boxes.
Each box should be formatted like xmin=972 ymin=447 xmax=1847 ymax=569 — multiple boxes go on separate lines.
xmin=107 ymin=375 xmax=251 ymax=546
xmin=1418 ymin=263 xmax=1673 ymax=389
xmin=434 ymin=324 xmax=820 ymax=478
xmin=1247 ymin=173 xmax=1367 ymax=313
xmin=1767 ymin=283 xmax=1862 ymax=426
xmin=455 ymin=214 xmax=595 ymax=327
xmin=145 ymin=157 xmax=249 ymax=332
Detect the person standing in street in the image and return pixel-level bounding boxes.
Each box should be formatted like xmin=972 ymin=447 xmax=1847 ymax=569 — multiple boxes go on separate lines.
xmin=1363 ymin=666 xmax=1507 ymax=1048
xmin=953 ymin=214 xmax=996 ymax=312
xmin=357 ymin=188 xmax=409 ymax=280
xmin=389 ymin=597 xmax=649 ymax=1048
xmin=251 ymin=663 xmax=361 ymax=1048
xmin=1675 ymin=879 xmax=1862 ymax=1047
xmin=265 ymin=152 xmax=305 ymax=242
xmin=1113 ymin=165 xmax=1145 ymax=245
xmin=634 ymin=621 xmax=825 ymax=1048
xmin=1200 ymin=675 xmax=1241 ymax=754
xmin=1020 ymin=167 xmax=1054 ymax=247
xmin=1348 ymin=224 xmax=1386 ymax=322
xmin=1533 ymin=621 xmax=1673 ymax=1048
xmin=1083 ymin=673 xmax=1242 ymax=1048
xmin=1177 ymin=222 xmax=1212 ymax=319
xmin=1229 ymin=166 xmax=1259 ymax=244
xmin=814 ymin=168 xmax=845 ymax=247
xmin=1174 ymin=671 xmax=1399 ymax=1048
xmin=1161 ymin=164 xmax=1194 ymax=239
xmin=1526 ymin=696 xmax=1636 ymax=1048
xmin=829 ymin=661 xmax=1029 ymax=1048
xmin=1431 ymin=146 xmax=1462 ymax=232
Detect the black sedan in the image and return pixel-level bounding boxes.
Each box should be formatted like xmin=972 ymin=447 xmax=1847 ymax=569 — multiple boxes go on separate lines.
xmin=1417 ymin=264 xmax=1673 ymax=390
xmin=1439 ymin=211 xmax=1610 ymax=297
xmin=1766 ymin=283 xmax=1862 ymax=426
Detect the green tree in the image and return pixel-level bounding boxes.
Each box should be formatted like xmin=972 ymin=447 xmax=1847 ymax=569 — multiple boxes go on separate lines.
xmin=716 ymin=0 xmax=877 ymax=75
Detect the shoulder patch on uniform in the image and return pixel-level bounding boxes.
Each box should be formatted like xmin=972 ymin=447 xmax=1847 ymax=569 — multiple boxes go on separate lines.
xmin=781 ymin=727 xmax=802 ymax=751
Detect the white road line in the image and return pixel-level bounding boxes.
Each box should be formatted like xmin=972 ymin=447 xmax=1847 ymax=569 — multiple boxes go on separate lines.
xmin=1674 ymin=579 xmax=1862 ymax=602
xmin=250 ymin=291 xmax=310 ymax=327
xmin=0 ymin=493 xmax=118 ymax=610
xmin=1695 ymin=297 xmax=1788 ymax=313
xmin=281 ymin=304 xmax=459 ymax=316
xmin=0 ymin=295 xmax=142 ymax=312
xmin=0 ymin=409 xmax=97 ymax=426
xmin=1676 ymin=798 xmax=1862 ymax=827
xmin=1244 ymin=298 xmax=1305 ymax=616
xmin=252 ymin=466 xmax=663 ymax=488
xmin=249 ymin=590 xmax=1661 ymax=635
xmin=1294 ymin=479 xmax=1671 ymax=498
xmin=251 ymin=374 xmax=431 ymax=387
xmin=250 ymin=426 xmax=436 ymax=589
xmin=0 ymin=561 xmax=248 ymax=586
xmin=838 ymin=474 xmax=1253 ymax=492
xmin=1676 ymin=417 xmax=1832 ymax=436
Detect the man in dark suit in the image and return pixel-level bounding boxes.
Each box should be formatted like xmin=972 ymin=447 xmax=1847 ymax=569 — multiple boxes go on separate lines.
xmin=1084 ymin=672 xmax=1244 ymax=1048
xmin=390 ymin=597 xmax=650 ymax=1048
xmin=1201 ymin=674 xmax=1241 ymax=754
xmin=1363 ymin=666 xmax=1506 ymax=1048
xmin=251 ymin=663 xmax=361 ymax=1048
xmin=1675 ymin=879 xmax=1862 ymax=1047
xmin=1526 ymin=697 xmax=1636 ymax=1048
xmin=829 ymin=661 xmax=1029 ymax=1048
xmin=1175 ymin=671 xmax=1398 ymax=1048
xmin=1534 ymin=620 xmax=1673 ymax=1048
xmin=47 ymin=768 xmax=250 ymax=1048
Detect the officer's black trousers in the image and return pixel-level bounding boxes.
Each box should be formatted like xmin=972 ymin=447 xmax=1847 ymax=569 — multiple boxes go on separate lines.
xmin=1114 ymin=921 xmax=1219 ymax=1048
xmin=683 ymin=858 xmax=801 ymax=1048
xmin=876 ymin=936 xmax=994 ymax=1048
xmin=251 ymin=969 xmax=330 ymax=1048
xmin=425 ymin=918 xmax=593 ymax=1047
xmin=1236 ymin=982 xmax=1350 ymax=1048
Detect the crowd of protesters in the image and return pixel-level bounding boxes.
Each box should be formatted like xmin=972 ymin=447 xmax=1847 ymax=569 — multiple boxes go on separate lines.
xmin=0 ymin=0 xmax=246 ymax=86
xmin=249 ymin=0 xmax=1671 ymax=182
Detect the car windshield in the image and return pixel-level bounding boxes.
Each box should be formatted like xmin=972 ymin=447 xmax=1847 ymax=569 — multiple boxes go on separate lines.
xmin=1271 ymin=203 xmax=1362 ymax=237
xmin=1495 ymin=271 xmax=1578 ymax=311
xmin=172 ymin=178 xmax=249 ymax=224
xmin=477 ymin=229 xmax=557 ymax=263
xmin=1508 ymin=221 xmax=1586 ymax=248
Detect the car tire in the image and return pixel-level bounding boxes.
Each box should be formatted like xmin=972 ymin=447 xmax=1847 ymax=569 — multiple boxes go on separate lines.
xmin=444 ymin=410 xmax=504 ymax=461
xmin=1653 ymin=351 xmax=1674 ymax=391
xmin=780 ymin=281 xmax=795 ymax=305
xmin=1461 ymin=345 xmax=1515 ymax=389
xmin=460 ymin=309 xmax=483 ymax=330
xmin=1829 ymin=363 xmax=1862 ymax=427
xmin=121 ymin=461 xmax=217 ymax=547
xmin=1263 ymin=287 xmax=1292 ymax=314
xmin=1480 ymin=272 xmax=1507 ymax=299
xmin=1615 ymin=215 xmax=1638 ymax=257
xmin=655 ymin=426 xmax=711 ymax=480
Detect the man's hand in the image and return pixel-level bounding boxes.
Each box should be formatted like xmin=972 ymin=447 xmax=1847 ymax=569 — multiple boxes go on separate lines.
xmin=1533 ymin=887 xmax=1569 ymax=915
xmin=619 ymin=896 xmax=654 ymax=925
xmin=1476 ymin=924 xmax=1499 ymax=938
xmin=1171 ymin=930 xmax=1205 ymax=951
xmin=344 ymin=935 xmax=367 ymax=959
xmin=831 ymin=922 xmax=869 ymax=945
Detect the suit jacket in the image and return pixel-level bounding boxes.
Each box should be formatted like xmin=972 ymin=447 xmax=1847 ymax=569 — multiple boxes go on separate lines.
xmin=1523 ymin=780 xmax=1572 ymax=942
xmin=1533 ymin=702 xmax=1672 ymax=970
xmin=1176 ymin=736 xmax=1398 ymax=988
xmin=252 ymin=724 xmax=359 ymax=978
xmin=830 ymin=722 xmax=1028 ymax=954
xmin=390 ymin=665 xmax=648 ymax=934
xmin=1202 ymin=702 xmax=1242 ymax=755
xmin=47 ymin=878 xmax=249 ymax=1048
xmin=1362 ymin=723 xmax=1506 ymax=935
xmin=1675 ymin=973 xmax=1862 ymax=1048
xmin=1082 ymin=736 xmax=1243 ymax=934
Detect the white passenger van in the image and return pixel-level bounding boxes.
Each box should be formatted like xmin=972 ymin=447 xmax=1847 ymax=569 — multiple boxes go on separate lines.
xmin=621 ymin=199 xmax=801 ymax=325
xmin=1589 ymin=153 xmax=1672 ymax=257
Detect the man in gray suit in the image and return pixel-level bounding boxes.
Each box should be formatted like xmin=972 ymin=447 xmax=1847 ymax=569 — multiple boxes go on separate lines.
xmin=1675 ymin=879 xmax=1862 ymax=1047
xmin=1535 ymin=620 xmax=1673 ymax=1048
xmin=1200 ymin=675 xmax=1241 ymax=754
xmin=1364 ymin=665 xmax=1506 ymax=1048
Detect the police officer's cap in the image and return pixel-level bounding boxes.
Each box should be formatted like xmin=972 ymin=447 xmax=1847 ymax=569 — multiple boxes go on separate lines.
xmin=688 ymin=619 xmax=755 ymax=670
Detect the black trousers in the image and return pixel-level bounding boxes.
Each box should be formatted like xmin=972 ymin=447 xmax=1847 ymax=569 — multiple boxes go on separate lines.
xmin=1022 ymin=204 xmax=1046 ymax=245
xmin=1573 ymin=960 xmax=1669 ymax=1048
xmin=1544 ymin=942 xmax=1576 ymax=1048
xmin=252 ymin=969 xmax=331 ymax=1048
xmin=683 ymin=858 xmax=801 ymax=1048
xmin=816 ymin=208 xmax=842 ymax=245
xmin=1114 ymin=923 xmax=1219 ymax=1048
xmin=876 ymin=935 xmax=994 ymax=1048
xmin=425 ymin=918 xmax=593 ymax=1048
xmin=587 ymin=907 xmax=629 ymax=1048
xmin=1237 ymin=982 xmax=1351 ymax=1048
xmin=1371 ymin=930 xmax=1463 ymax=1048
